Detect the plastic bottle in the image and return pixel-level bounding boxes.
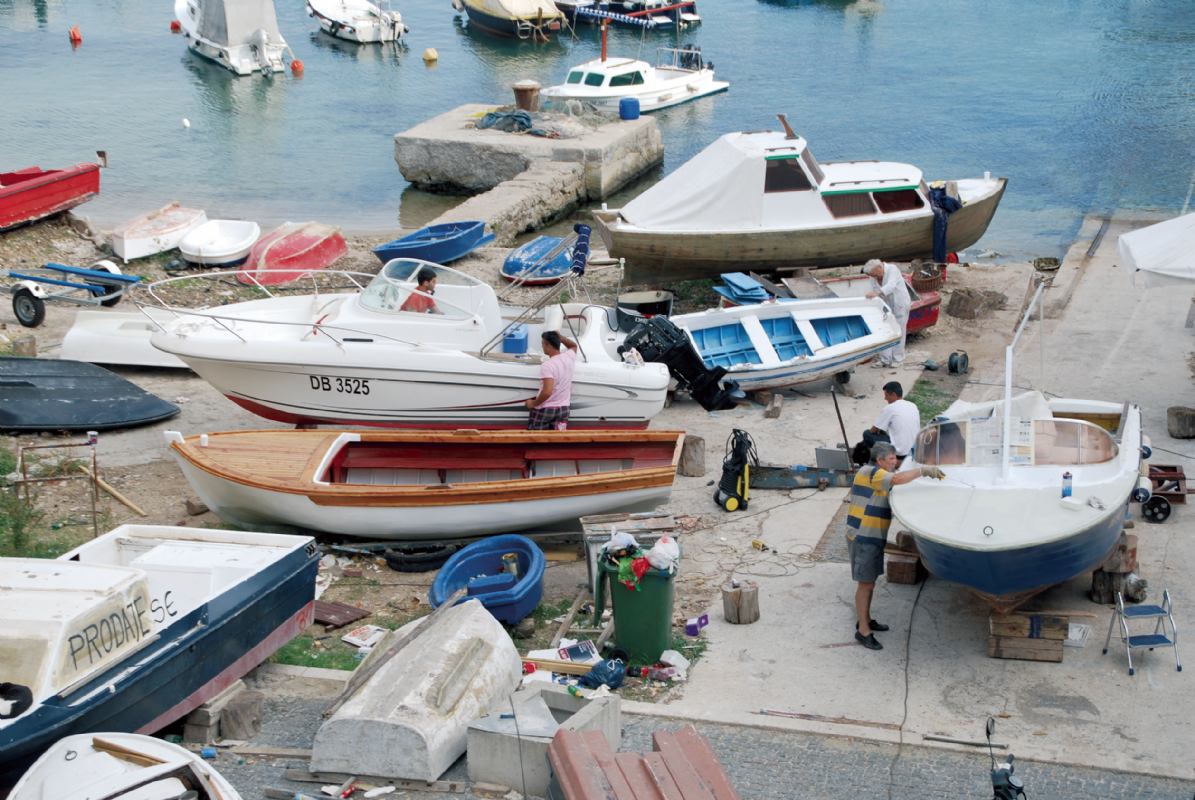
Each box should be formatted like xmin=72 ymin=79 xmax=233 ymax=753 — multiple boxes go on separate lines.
xmin=1061 ymin=471 xmax=1073 ymax=499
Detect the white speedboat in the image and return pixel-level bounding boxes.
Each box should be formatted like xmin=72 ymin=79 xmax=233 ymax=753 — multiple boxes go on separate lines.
xmin=9 ymin=733 xmax=242 ymax=800
xmin=110 ymin=202 xmax=207 ymax=261
xmin=142 ymin=259 xmax=669 ymax=428
xmin=670 ymin=295 xmax=901 ymax=391
xmin=593 ymin=116 xmax=1007 ymax=281
xmin=307 ymin=0 xmax=408 ymax=43
xmin=542 ymin=45 xmax=727 ymax=113
xmin=174 ymin=0 xmax=290 ymax=75
xmin=179 ymin=219 xmax=261 ymax=266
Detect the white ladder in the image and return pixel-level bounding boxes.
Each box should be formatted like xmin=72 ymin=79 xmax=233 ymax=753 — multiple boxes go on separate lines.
xmin=1102 ymin=589 xmax=1182 ymax=676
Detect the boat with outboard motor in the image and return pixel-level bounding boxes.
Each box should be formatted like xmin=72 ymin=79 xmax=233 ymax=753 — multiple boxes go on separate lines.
xmin=174 ymin=0 xmax=292 ymax=75
xmin=307 ymin=0 xmax=408 ymax=42
xmin=542 ymin=45 xmax=726 ymax=114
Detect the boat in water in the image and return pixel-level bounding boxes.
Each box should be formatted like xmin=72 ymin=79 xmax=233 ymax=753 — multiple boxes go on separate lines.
xmin=142 ymin=257 xmax=670 ymax=428
xmin=110 ymin=203 xmax=207 ymax=262
xmin=8 ymin=733 xmax=242 ymax=799
xmin=174 ymin=0 xmax=291 ymax=75
xmin=179 ymin=219 xmax=261 ymax=266
xmin=166 ymin=428 xmax=683 ymax=538
xmin=592 ymin=116 xmax=1007 ymax=281
xmin=307 ymin=0 xmax=408 ymax=42
xmin=0 ymin=163 xmax=100 ymax=232
xmin=457 ymin=0 xmax=565 ymax=40
xmin=669 ymin=295 xmax=902 ymax=391
xmin=542 ymin=45 xmax=727 ymax=114
xmin=372 ymin=220 xmax=494 ymax=264
xmin=0 ymin=524 xmax=317 ymax=784
xmin=238 ymin=221 xmax=347 ymax=285
xmin=557 ymin=0 xmax=701 ymax=29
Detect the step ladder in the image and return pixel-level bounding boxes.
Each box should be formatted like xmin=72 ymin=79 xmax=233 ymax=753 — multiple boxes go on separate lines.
xmin=1101 ymin=589 xmax=1182 ymax=676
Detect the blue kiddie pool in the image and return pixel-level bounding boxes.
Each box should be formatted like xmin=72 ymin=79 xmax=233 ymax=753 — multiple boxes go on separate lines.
xmin=429 ymin=534 xmax=545 ymax=625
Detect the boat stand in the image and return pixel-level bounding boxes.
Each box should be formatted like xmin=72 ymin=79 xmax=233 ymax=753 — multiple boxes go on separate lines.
xmin=1102 ymin=589 xmax=1182 ymax=676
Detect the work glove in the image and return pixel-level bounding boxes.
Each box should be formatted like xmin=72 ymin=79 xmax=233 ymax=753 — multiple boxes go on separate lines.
xmin=920 ymin=466 xmax=946 ymax=480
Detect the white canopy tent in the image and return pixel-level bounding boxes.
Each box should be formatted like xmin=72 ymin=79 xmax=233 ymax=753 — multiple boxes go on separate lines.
xmin=1119 ymin=212 xmax=1195 ymax=287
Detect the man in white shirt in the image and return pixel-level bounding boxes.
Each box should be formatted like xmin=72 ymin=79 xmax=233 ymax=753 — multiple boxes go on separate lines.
xmin=864 ymin=259 xmax=912 ymax=367
xmin=863 ymin=381 xmax=921 ymax=461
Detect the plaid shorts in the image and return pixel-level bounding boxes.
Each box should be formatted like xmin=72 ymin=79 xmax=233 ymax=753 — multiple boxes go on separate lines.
xmin=528 ymin=405 xmax=570 ymax=431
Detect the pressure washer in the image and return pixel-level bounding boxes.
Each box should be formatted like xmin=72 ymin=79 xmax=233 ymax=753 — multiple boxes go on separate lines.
xmin=715 ymin=429 xmax=758 ymax=511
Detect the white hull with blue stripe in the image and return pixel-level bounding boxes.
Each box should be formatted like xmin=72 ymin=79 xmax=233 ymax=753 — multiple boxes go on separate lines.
xmin=669 ymin=295 xmax=900 ymax=391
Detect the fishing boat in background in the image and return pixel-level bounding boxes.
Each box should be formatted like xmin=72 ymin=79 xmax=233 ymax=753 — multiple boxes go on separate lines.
xmin=592 ymin=116 xmax=1006 ymax=280
xmin=109 ymin=202 xmax=207 ymax=261
xmin=456 ymin=0 xmax=564 ymax=39
xmin=372 ymin=220 xmax=494 ymax=264
xmin=237 ymin=221 xmax=347 ymax=285
xmin=0 ymin=163 xmax=100 ymax=232
xmin=174 ymin=0 xmax=291 ymax=75
xmin=501 ymin=234 xmax=575 ymax=285
xmin=165 ymin=428 xmax=683 ymax=538
xmin=179 ymin=219 xmax=261 ymax=266
xmin=0 ymin=524 xmax=317 ymax=783
xmin=8 ymin=733 xmax=242 ymax=800
xmin=542 ymin=45 xmax=727 ymax=114
xmin=307 ymin=0 xmax=408 ymax=42
xmin=669 ymin=295 xmax=901 ymax=391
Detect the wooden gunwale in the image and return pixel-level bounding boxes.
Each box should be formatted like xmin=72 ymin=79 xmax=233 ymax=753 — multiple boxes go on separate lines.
xmin=171 ymin=429 xmax=683 ymax=508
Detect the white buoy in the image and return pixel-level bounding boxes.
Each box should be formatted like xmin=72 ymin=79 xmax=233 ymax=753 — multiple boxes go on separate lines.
xmin=422 ymin=47 xmax=438 ymax=63
xmin=182 ymin=117 xmax=191 ymax=128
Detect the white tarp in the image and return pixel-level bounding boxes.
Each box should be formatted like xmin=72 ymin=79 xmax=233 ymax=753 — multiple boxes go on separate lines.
xmin=1118 ymin=213 xmax=1195 ymax=287
xmin=197 ymin=0 xmax=283 ymax=46
xmin=620 ymin=133 xmax=768 ymax=231
xmin=465 ymin=0 xmax=560 ymax=19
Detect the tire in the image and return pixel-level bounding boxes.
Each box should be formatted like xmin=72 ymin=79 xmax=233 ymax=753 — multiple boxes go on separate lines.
xmin=93 ymin=260 xmax=124 ymax=307
xmin=1143 ymin=495 xmax=1171 ymax=523
xmin=100 ymin=292 xmax=123 ymax=308
xmin=383 ymin=543 xmax=459 ymax=573
xmin=12 ymin=288 xmax=45 ymax=327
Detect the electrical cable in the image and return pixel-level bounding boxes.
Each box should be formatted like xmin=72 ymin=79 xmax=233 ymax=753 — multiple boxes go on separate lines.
xmin=508 ymin=692 xmax=528 ymax=798
xmin=886 ymin=577 xmax=926 ymax=800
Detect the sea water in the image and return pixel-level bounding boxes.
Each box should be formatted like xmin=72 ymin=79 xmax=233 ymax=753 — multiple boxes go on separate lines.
xmin=2 ymin=0 xmax=1193 ymax=259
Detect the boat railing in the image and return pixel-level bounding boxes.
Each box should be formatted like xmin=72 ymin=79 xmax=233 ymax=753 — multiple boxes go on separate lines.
xmin=656 ymin=45 xmax=704 ymax=71
xmin=915 ymin=418 xmax=1118 ymax=468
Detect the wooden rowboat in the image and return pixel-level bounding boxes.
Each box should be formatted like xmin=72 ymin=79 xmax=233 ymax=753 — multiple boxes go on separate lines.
xmin=0 ymin=163 xmax=100 ymax=232
xmin=109 ymin=202 xmax=207 ymax=261
xmin=237 ymin=221 xmax=348 ymax=285
xmin=165 ymin=428 xmax=684 ymax=539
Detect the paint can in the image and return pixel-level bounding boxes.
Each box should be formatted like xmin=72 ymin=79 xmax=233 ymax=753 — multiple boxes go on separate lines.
xmin=501 ymin=552 xmax=520 ymax=579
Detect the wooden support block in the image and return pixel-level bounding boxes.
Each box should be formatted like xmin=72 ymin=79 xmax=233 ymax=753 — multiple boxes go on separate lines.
xmin=987 ymin=635 xmax=1063 ymax=662
xmin=894 ymin=530 xmax=919 ymax=554
xmin=1099 ymin=533 xmax=1138 ymax=574
xmin=764 ymin=393 xmax=783 ymax=419
xmin=885 ymin=553 xmax=926 ymax=585
xmin=219 ymin=689 xmax=265 ymax=741
xmin=989 ymin=612 xmax=1069 ymax=641
xmin=754 ymin=389 xmax=774 ymax=406
xmin=1167 ymin=406 xmax=1195 ymax=439
xmin=677 ymin=434 xmax=706 ymax=477
xmin=721 ymin=581 xmax=760 ymax=624
xmin=1091 ymin=569 xmax=1148 ymax=604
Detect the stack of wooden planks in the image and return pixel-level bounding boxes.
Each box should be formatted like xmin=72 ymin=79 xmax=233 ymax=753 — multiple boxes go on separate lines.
xmin=987 ymin=610 xmax=1070 ymax=662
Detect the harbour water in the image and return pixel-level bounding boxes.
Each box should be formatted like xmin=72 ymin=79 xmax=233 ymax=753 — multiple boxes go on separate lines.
xmin=2 ymin=0 xmax=1194 ymax=260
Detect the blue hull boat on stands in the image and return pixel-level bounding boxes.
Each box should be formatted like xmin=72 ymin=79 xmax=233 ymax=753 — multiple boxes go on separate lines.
xmin=372 ymin=220 xmax=495 ymax=264
xmin=429 ymin=534 xmax=545 ymax=625
xmin=500 ymin=235 xmax=575 ymax=285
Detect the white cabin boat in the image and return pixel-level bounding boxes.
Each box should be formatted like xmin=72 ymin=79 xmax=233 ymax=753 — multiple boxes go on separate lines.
xmin=110 ymin=203 xmax=207 ymax=262
xmin=174 ymin=0 xmax=290 ymax=75
xmin=179 ymin=219 xmax=261 ymax=266
xmin=593 ymin=117 xmax=1007 ymax=281
xmin=9 ymin=733 xmax=242 ymax=800
xmin=307 ymin=0 xmax=408 ymax=43
xmin=141 ymin=260 xmax=669 ymax=429
xmin=542 ymin=46 xmax=727 ymax=113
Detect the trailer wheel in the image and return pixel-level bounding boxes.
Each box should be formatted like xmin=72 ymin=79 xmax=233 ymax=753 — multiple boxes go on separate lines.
xmin=92 ymin=260 xmax=124 ymax=307
xmin=1143 ymin=495 xmax=1171 ymax=523
xmin=12 ymin=288 xmax=46 ymax=327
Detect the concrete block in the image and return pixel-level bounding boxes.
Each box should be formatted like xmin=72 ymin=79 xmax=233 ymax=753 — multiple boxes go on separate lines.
xmin=467 ymin=682 xmax=620 ymax=798
xmin=219 ymin=689 xmax=264 ymax=740
xmin=186 ymin=679 xmax=247 ymax=727
xmin=183 ymin=721 xmax=217 ymax=745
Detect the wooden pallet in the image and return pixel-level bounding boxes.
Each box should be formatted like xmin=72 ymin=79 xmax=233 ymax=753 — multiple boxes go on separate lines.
xmin=987 ymin=610 xmax=1068 ymax=662
xmin=1148 ymin=464 xmax=1191 ymax=504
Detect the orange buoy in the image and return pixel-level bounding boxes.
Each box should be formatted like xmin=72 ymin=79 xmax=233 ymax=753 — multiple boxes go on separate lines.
xmin=68 ymin=25 xmax=82 ymax=45
xmin=290 ymin=58 xmax=304 ymax=75
xmin=170 ymin=19 xmax=182 ymax=32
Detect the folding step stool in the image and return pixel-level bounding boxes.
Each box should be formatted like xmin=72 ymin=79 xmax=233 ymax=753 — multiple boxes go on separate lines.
xmin=1102 ymin=589 xmax=1182 ymax=676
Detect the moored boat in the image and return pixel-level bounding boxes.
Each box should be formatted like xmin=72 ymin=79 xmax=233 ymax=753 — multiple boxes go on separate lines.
xmin=0 ymin=524 xmax=318 ymax=784
xmin=8 ymin=733 xmax=242 ymax=799
xmin=592 ymin=117 xmax=1007 ymax=281
xmin=307 ymin=0 xmax=408 ymax=42
xmin=238 ymin=221 xmax=348 ymax=285
xmin=372 ymin=220 xmax=494 ymax=264
xmin=179 ymin=219 xmax=261 ymax=266
xmin=0 ymin=163 xmax=100 ymax=232
xmin=165 ymin=428 xmax=683 ymax=538
xmin=542 ymin=45 xmax=727 ymax=114
xmin=110 ymin=202 xmax=207 ymax=261
xmin=174 ymin=0 xmax=291 ymax=75
xmin=458 ymin=0 xmax=565 ymax=39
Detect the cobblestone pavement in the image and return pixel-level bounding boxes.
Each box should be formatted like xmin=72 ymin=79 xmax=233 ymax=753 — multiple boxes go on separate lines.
xmin=214 ymin=696 xmax=1195 ymax=799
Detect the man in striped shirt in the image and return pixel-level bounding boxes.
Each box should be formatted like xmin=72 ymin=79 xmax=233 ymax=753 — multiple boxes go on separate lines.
xmin=845 ymin=442 xmax=944 ymax=650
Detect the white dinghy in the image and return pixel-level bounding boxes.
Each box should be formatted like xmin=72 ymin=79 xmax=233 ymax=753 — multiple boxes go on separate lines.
xmin=179 ymin=219 xmax=261 ymax=266
xmin=174 ymin=0 xmax=291 ymax=75
xmin=110 ymin=203 xmax=207 ymax=261
xmin=9 ymin=732 xmax=241 ymax=800
xmin=307 ymin=0 xmax=408 ymax=42
xmin=542 ymin=45 xmax=727 ymax=114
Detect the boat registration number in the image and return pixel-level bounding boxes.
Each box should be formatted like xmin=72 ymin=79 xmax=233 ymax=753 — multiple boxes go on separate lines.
xmin=310 ymin=375 xmax=371 ymax=395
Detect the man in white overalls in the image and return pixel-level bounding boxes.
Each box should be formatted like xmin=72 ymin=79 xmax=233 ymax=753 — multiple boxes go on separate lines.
xmin=864 ymin=259 xmax=912 ymax=367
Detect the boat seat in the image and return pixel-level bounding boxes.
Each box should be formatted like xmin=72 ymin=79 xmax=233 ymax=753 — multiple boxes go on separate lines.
xmin=577 ymin=459 xmax=632 ymax=474
xmin=340 ymin=455 xmax=527 ymax=471
xmin=810 ymin=315 xmax=870 ymax=347
xmin=345 ymin=467 xmax=442 ymax=485
xmin=531 ymin=459 xmax=579 ymax=478
xmin=689 ymin=323 xmax=762 ymax=368
xmin=759 ymin=316 xmax=812 ymax=361
xmin=444 ymin=468 xmax=524 ymax=484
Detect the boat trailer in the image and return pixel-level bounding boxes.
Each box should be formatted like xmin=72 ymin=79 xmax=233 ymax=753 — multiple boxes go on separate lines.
xmin=3 ymin=260 xmax=139 ymax=327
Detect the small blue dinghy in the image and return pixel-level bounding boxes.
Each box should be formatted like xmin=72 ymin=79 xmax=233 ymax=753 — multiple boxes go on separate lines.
xmin=372 ymin=220 xmax=495 ymax=264
xmin=500 ymin=235 xmax=575 ymax=285
xmin=428 ymin=534 xmax=545 ymax=625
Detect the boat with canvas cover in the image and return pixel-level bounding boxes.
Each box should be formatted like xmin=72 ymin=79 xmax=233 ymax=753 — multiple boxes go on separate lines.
xmin=669 ymin=295 xmax=902 ymax=391
xmin=179 ymin=219 xmax=261 ymax=266
xmin=165 ymin=428 xmax=683 ymax=538
xmin=110 ymin=203 xmax=207 ymax=262
xmin=8 ymin=732 xmax=242 ymax=799
xmin=141 ymin=247 xmax=670 ymax=429
xmin=0 ymin=524 xmax=317 ymax=784
xmin=307 ymin=0 xmax=408 ymax=42
xmin=174 ymin=0 xmax=291 ymax=75
xmin=238 ymin=221 xmax=348 ymax=285
xmin=542 ymin=45 xmax=726 ymax=114
xmin=0 ymin=163 xmax=100 ymax=232
xmin=592 ymin=116 xmax=1006 ymax=280
xmin=457 ymin=0 xmax=564 ymax=39
xmin=1118 ymin=212 xmax=1195 ymax=288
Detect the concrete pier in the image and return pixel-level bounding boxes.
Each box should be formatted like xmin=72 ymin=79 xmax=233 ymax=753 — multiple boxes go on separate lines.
xmin=394 ymin=104 xmax=662 ymax=243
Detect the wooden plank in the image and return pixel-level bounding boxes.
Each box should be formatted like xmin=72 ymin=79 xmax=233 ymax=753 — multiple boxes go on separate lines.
xmin=229 ymin=745 xmax=314 ymax=758
xmin=989 ymin=612 xmax=1069 ymax=640
xmin=522 ymin=657 xmax=595 ymax=676
xmin=314 ymin=599 xmax=371 ymax=630
xmin=986 ymin=635 xmax=1064 ymax=663
xmin=283 ymin=768 xmax=500 ymax=794
xmin=91 ymin=737 xmax=166 ymax=767
xmin=550 ymin=586 xmax=590 ymax=649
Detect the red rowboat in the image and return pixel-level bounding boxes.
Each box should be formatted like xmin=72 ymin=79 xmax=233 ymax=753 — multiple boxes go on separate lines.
xmin=0 ymin=163 xmax=100 ymax=232
xmin=236 ymin=221 xmax=348 ymax=285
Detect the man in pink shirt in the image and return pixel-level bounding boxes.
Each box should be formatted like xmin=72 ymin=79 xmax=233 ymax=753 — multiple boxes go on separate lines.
xmin=526 ymin=331 xmax=578 ymax=430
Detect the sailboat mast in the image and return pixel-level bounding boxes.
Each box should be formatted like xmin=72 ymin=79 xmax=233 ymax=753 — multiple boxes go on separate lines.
xmin=1002 ymin=279 xmax=1048 ymax=479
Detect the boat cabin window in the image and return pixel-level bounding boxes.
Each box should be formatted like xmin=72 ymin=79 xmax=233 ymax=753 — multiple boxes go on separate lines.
xmin=801 ymin=147 xmax=825 ymax=185
xmin=873 ymin=188 xmax=925 ymax=214
xmin=566 ymin=71 xmax=584 ymax=84
xmin=583 ymin=73 xmax=605 ymax=87
xmin=823 ymin=192 xmax=877 ymax=218
xmin=915 ymin=419 xmax=1118 ymax=467
xmin=764 ymin=157 xmax=814 ymax=193
xmin=609 ymin=71 xmax=646 ymax=87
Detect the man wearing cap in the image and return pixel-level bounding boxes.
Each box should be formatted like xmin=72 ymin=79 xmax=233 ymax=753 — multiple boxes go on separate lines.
xmin=864 ymin=259 xmax=912 ymax=367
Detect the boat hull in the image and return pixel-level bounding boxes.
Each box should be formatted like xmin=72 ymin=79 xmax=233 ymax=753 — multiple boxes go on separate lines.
xmin=238 ymin=222 xmax=348 ymax=285
xmin=110 ymin=203 xmax=207 ymax=261
xmin=372 ymin=221 xmax=494 ymax=264
xmin=595 ymin=178 xmax=1007 ymax=281
xmin=61 ymin=311 xmax=190 ymax=369
xmin=0 ymin=164 xmax=100 ymax=232
xmin=0 ymin=536 xmax=317 ymax=784
xmin=461 ymin=1 xmax=564 ymax=38
xmin=543 ymin=74 xmax=727 ymax=113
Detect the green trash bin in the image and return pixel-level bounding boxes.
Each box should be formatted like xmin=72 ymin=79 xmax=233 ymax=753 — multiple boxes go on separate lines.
xmin=594 ymin=559 xmax=676 ymax=666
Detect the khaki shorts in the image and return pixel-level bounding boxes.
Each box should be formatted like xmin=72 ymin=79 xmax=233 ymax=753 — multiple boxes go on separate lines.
xmin=848 ymin=536 xmax=886 ymax=583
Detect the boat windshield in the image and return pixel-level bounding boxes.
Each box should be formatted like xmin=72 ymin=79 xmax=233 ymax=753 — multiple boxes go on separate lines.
xmin=915 ymin=418 xmax=1118 ymax=467
xmin=359 ymin=259 xmax=476 ymax=320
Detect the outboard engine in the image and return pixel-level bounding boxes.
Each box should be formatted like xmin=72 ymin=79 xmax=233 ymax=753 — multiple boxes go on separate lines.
xmin=619 ymin=316 xmax=743 ymax=412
